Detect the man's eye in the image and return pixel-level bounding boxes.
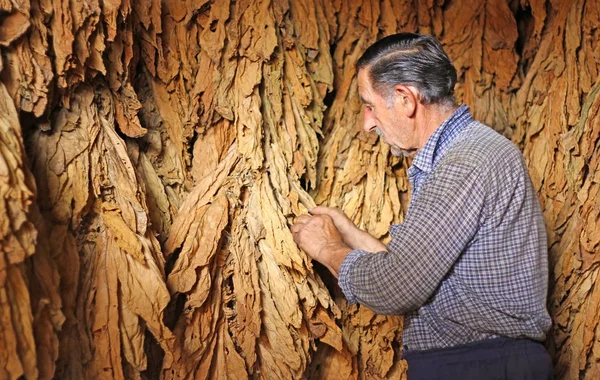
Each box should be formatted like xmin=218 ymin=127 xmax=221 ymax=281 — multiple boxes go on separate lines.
xmin=366 ymin=105 xmax=373 ymax=111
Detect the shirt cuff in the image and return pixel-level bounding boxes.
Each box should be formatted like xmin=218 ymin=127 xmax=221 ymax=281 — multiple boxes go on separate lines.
xmin=338 ymin=249 xmax=370 ymax=304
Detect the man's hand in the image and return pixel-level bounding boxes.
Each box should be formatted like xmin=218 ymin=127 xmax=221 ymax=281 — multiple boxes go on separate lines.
xmin=309 ymin=206 xmax=388 ymax=253
xmin=291 ymin=214 xmax=351 ymax=277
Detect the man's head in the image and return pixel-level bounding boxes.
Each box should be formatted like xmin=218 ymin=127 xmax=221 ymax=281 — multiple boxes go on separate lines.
xmin=356 ymin=33 xmax=457 ymax=156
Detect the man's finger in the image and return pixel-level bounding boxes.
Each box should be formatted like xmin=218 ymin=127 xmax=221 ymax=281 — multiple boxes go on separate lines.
xmin=291 ymin=215 xmax=312 ymax=235
xmin=309 ymin=206 xmax=334 ymax=216
xmin=294 ymin=214 xmax=312 ymax=224
xmin=290 ymin=222 xmax=304 ymax=234
xmin=291 ymin=228 xmax=301 ymax=243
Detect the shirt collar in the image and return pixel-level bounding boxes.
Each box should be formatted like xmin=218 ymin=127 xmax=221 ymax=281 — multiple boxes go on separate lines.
xmin=410 ymin=104 xmax=473 ymax=175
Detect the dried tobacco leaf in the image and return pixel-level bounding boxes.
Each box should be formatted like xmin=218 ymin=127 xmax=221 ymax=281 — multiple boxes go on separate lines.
xmin=0 ymin=80 xmax=39 ymax=380
xmin=0 ymin=0 xmax=598 ymax=379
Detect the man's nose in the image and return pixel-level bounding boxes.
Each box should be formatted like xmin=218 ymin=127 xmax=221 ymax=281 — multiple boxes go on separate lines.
xmin=363 ymin=109 xmax=377 ymax=133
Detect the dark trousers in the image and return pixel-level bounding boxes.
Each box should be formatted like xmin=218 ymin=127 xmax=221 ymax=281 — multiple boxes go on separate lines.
xmin=402 ymin=337 xmax=554 ymax=380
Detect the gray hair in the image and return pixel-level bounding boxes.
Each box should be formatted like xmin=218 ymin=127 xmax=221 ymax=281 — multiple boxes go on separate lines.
xmin=357 ymin=33 xmax=457 ymax=107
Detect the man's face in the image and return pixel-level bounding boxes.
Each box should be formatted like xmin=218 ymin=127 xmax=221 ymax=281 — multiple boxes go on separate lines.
xmin=357 ymin=69 xmax=415 ymax=157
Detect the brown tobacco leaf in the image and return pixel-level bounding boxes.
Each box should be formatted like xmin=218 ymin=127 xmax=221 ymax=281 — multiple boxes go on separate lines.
xmin=545 ymin=82 xmax=600 ymax=379
xmin=28 ymin=86 xmax=96 ymax=379
xmin=312 ymin=1 xmax=410 ymax=377
xmin=0 ymin=265 xmax=37 ymax=380
xmin=228 ymin=213 xmax=262 ymax=374
xmin=91 ymin=84 xmax=175 ymax=374
xmin=0 ymin=10 xmax=30 ymax=47
xmin=27 ymin=207 xmax=65 ymax=380
xmin=161 ymin=150 xmax=244 ymax=378
xmin=511 ymin=0 xmax=600 ymax=378
xmin=163 ymin=147 xmax=238 ymax=260
xmin=0 ymin=0 xmax=53 ymax=119
xmin=343 ymin=305 xmax=404 ymax=379
xmin=27 ymin=83 xmax=174 ymax=379
xmin=157 ymin=0 xmax=344 ymax=378
xmin=133 ymin=70 xmax=187 ymax=244
xmin=308 ymin=344 xmax=359 ymax=380
xmin=2 ymin=0 xmax=600 ymax=378
xmin=0 ymin=81 xmax=39 ymax=380
xmin=441 ymin=0 xmax=519 ymax=136
xmin=167 ymin=192 xmax=229 ymax=296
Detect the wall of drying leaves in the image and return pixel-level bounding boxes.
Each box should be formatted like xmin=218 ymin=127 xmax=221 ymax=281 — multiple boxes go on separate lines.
xmin=0 ymin=0 xmax=598 ymax=379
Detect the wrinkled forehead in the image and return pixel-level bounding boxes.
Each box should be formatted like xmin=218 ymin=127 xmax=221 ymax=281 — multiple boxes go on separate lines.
xmin=357 ymin=69 xmax=373 ymax=95
xmin=357 ymin=68 xmax=371 ymax=87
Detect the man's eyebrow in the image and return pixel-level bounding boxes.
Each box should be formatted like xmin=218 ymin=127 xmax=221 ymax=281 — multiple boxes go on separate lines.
xmin=359 ymin=95 xmax=371 ymax=105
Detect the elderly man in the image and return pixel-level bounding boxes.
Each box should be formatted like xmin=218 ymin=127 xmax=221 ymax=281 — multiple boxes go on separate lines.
xmin=291 ymin=33 xmax=553 ymax=379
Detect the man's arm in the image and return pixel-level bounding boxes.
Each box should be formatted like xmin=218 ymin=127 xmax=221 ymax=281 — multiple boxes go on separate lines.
xmin=309 ymin=206 xmax=387 ymax=253
xmin=338 ymin=161 xmax=487 ymax=315
xmin=291 ymin=207 xmax=387 ymax=277
xmin=290 ymin=213 xmax=352 ymax=278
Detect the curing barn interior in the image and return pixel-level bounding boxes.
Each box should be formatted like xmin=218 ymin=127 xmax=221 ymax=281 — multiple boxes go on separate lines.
xmin=1 ymin=0 xmax=599 ymax=379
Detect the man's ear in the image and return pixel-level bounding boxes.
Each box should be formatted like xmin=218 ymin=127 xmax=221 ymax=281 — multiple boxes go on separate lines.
xmin=394 ymin=84 xmax=418 ymax=118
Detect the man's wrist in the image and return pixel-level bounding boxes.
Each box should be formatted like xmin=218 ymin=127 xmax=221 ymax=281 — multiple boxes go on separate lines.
xmin=318 ymin=242 xmax=352 ymax=278
xmin=346 ymin=230 xmax=387 ymax=252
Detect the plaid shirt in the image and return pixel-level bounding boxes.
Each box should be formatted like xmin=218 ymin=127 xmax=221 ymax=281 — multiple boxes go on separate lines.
xmin=338 ymin=105 xmax=552 ymax=351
